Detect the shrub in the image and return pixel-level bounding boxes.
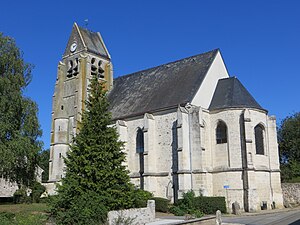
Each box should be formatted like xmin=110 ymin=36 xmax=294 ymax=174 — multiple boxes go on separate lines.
xmin=132 ymin=189 xmax=153 ymax=208
xmin=171 ymin=190 xmax=203 ymax=217
xmin=151 ymin=197 xmax=170 ymax=213
xmin=171 ymin=190 xmax=226 ymax=217
xmin=169 ymin=205 xmax=185 ymax=216
xmin=194 ymin=196 xmax=226 ymax=214
xmin=13 ymin=188 xmax=31 ymax=204
xmin=51 ymin=190 xmax=108 ymax=225
xmin=30 ymin=181 xmax=46 ymax=203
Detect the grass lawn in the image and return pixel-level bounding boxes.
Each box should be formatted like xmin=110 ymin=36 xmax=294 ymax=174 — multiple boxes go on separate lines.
xmin=0 ymin=203 xmax=50 ymax=225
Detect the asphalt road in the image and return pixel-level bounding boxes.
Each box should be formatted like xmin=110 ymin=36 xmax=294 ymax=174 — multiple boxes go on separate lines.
xmin=223 ymin=209 xmax=300 ymax=225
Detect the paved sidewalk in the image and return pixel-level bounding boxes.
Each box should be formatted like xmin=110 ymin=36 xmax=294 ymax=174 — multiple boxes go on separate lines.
xmin=223 ymin=206 xmax=300 ymax=218
xmin=146 ymin=215 xmax=215 ymax=225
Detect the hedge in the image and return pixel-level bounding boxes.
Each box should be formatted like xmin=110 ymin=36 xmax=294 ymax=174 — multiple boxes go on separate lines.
xmin=151 ymin=197 xmax=170 ymax=213
xmin=173 ymin=191 xmax=226 ymax=216
xmin=194 ymin=196 xmax=226 ymax=214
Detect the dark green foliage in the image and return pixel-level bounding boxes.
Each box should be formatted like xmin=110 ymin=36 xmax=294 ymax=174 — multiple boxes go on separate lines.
xmin=280 ymin=160 xmax=300 ymax=183
xmin=13 ymin=181 xmax=46 ymax=204
xmin=151 ymin=197 xmax=170 ymax=213
xmin=51 ymin=191 xmax=108 ymax=225
xmin=38 ymin=196 xmax=50 ymax=204
xmin=13 ymin=182 xmax=45 ymax=204
xmin=30 ymin=181 xmax=46 ymax=203
xmin=194 ymin=196 xmax=226 ymax=214
xmin=0 ymin=212 xmax=15 ymax=224
xmin=38 ymin=149 xmax=49 ymax=182
xmin=13 ymin=188 xmax=30 ymax=204
xmin=0 ymin=212 xmax=15 ymax=220
xmin=0 ymin=33 xmax=42 ymax=188
xmin=132 ymin=189 xmax=153 ymax=208
xmin=170 ymin=190 xmax=226 ymax=217
xmin=278 ymin=112 xmax=300 ymax=182
xmin=170 ymin=191 xmax=203 ymax=217
xmin=51 ymin=75 xmax=135 ymax=223
xmin=169 ymin=205 xmax=186 ymax=216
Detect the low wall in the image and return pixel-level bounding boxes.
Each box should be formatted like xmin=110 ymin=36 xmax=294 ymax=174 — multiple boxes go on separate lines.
xmin=0 ymin=178 xmax=18 ymax=197
xmin=108 ymin=200 xmax=155 ymax=225
xmin=282 ymin=183 xmax=300 ymax=207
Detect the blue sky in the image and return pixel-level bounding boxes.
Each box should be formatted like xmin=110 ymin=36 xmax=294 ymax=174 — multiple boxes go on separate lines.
xmin=1 ymin=1 xmax=299 ymax=149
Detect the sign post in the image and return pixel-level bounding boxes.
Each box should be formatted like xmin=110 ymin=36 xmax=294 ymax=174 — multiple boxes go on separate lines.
xmin=224 ymin=185 xmax=230 ymax=211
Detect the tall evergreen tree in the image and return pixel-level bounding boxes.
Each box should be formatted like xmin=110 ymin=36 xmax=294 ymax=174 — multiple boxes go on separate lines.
xmin=51 ymin=75 xmax=134 ymax=224
xmin=0 ymin=33 xmax=42 ymax=188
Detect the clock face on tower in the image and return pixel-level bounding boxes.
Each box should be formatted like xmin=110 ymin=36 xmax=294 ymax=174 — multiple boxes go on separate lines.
xmin=70 ymin=42 xmax=77 ymax=52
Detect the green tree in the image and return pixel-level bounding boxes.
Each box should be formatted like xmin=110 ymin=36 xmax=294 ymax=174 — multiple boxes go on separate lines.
xmin=38 ymin=149 xmax=49 ymax=182
xmin=0 ymin=33 xmax=42 ymax=188
xmin=51 ymin=75 xmax=134 ymax=224
xmin=278 ymin=112 xmax=300 ymax=182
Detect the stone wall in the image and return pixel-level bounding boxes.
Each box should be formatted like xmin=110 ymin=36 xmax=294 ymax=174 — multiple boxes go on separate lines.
xmin=120 ymin=111 xmax=177 ymax=198
xmin=0 ymin=178 xmax=18 ymax=197
xmin=107 ymin=200 xmax=155 ymax=225
xmin=282 ymin=183 xmax=300 ymax=207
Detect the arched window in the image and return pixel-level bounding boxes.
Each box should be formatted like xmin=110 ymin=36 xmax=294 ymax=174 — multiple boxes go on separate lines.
xmin=136 ymin=128 xmax=144 ymax=153
xmin=136 ymin=128 xmax=144 ymax=189
xmin=216 ymin=121 xmax=227 ymax=144
xmin=255 ymin=124 xmax=265 ymax=155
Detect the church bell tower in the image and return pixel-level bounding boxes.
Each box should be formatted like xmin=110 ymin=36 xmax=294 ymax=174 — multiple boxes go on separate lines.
xmin=48 ymin=23 xmax=113 ymax=181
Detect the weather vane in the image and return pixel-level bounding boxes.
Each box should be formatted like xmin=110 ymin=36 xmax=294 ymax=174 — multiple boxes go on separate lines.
xmin=84 ymin=19 xmax=89 ymax=28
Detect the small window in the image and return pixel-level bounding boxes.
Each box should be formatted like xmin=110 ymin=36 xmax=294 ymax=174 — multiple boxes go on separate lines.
xmin=255 ymin=124 xmax=265 ymax=155
xmin=59 ymin=153 xmax=62 ymax=158
xmin=61 ymin=105 xmax=64 ymax=110
xmin=136 ymin=128 xmax=144 ymax=153
xmin=216 ymin=121 xmax=227 ymax=144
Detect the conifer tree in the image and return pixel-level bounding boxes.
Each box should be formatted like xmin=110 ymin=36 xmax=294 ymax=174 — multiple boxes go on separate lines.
xmin=52 ymin=75 xmax=134 ymax=224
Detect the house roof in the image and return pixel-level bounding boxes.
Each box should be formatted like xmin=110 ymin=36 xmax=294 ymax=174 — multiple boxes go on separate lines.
xmin=108 ymin=49 xmax=219 ymax=120
xmin=209 ymin=77 xmax=265 ymax=111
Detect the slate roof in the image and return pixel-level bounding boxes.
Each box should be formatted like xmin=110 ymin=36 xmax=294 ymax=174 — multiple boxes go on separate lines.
xmin=77 ymin=26 xmax=109 ymax=58
xmin=209 ymin=77 xmax=265 ymax=111
xmin=63 ymin=23 xmax=109 ymax=58
xmin=108 ymin=49 xmax=218 ymax=120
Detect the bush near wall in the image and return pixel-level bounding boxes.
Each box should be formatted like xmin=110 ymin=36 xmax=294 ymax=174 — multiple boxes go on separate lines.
xmin=170 ymin=191 xmax=203 ymax=217
xmin=170 ymin=191 xmax=226 ymax=216
xmin=151 ymin=197 xmax=170 ymax=213
xmin=194 ymin=196 xmax=226 ymax=214
xmin=132 ymin=189 xmax=153 ymax=208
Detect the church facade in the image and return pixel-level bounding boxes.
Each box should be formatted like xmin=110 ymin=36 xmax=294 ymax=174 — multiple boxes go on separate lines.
xmin=49 ymin=23 xmax=283 ymax=212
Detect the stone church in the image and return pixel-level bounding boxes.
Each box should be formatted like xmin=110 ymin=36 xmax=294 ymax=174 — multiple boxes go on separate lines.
xmin=48 ymin=23 xmax=283 ymax=212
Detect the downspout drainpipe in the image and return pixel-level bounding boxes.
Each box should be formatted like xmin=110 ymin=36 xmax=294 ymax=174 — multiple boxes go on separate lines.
xmin=240 ymin=111 xmax=249 ymax=212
